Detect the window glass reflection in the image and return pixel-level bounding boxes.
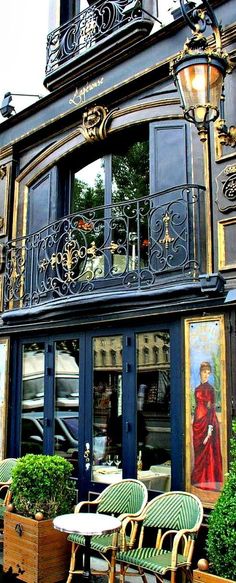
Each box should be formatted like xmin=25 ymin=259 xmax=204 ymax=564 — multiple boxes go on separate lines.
xmin=111 ymin=140 xmax=149 ymax=273
xmin=21 ymin=343 xmax=45 ymax=455
xmin=136 ymin=331 xmax=171 ymax=492
xmin=92 ymin=335 xmax=123 ymax=483
xmin=72 ymin=159 xmax=105 ymax=213
xmin=54 ymin=340 xmax=79 ymax=477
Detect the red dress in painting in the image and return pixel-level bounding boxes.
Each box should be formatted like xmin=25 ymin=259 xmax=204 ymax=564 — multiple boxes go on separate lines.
xmin=191 ymin=382 xmax=223 ymax=491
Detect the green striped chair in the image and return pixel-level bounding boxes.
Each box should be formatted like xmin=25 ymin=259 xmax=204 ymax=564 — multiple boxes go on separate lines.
xmin=118 ymin=491 xmax=203 ymax=583
xmin=67 ymin=479 xmax=148 ymax=583
xmin=0 ymin=458 xmax=17 ymax=531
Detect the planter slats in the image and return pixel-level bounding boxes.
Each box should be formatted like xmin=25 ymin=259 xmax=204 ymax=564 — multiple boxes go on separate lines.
xmin=193 ymin=570 xmax=235 ymax=583
xmin=3 ymin=511 xmax=71 ymax=583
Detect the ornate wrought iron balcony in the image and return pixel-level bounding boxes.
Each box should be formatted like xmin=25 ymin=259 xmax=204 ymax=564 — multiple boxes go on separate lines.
xmin=3 ymin=184 xmax=205 ymax=313
xmin=45 ymin=0 xmax=154 ymax=89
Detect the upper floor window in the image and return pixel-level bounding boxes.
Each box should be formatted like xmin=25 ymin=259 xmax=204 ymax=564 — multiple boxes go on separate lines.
xmin=71 ymin=137 xmax=149 ymax=213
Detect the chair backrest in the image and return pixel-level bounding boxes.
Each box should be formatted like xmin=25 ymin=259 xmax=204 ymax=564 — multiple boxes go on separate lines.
xmin=141 ymin=491 xmax=203 ymax=533
xmin=96 ymin=479 xmax=148 ymax=517
xmin=0 ymin=458 xmax=17 ymax=484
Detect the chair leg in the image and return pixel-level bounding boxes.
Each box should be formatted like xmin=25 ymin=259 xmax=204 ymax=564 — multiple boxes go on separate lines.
xmin=119 ymin=562 xmax=126 ymax=583
xmin=66 ymin=542 xmax=78 ymax=583
xmin=170 ymin=570 xmax=176 ymax=583
xmin=138 ymin=567 xmax=148 ymax=583
xmin=109 ymin=550 xmax=116 ymax=583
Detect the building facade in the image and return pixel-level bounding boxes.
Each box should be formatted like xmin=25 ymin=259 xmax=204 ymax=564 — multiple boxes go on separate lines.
xmin=0 ymin=0 xmax=236 ymax=517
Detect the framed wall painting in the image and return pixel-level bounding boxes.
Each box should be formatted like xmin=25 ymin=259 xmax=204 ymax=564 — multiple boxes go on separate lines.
xmin=185 ymin=315 xmax=227 ymax=507
xmin=0 ymin=338 xmax=10 ymax=460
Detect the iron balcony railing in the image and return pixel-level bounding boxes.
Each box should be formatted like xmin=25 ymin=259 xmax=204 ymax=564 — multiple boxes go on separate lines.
xmin=45 ymin=0 xmax=153 ymax=75
xmin=4 ymin=184 xmax=205 ymax=312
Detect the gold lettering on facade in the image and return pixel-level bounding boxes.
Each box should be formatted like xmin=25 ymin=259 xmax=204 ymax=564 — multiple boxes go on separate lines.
xmin=69 ymin=77 xmax=104 ymax=106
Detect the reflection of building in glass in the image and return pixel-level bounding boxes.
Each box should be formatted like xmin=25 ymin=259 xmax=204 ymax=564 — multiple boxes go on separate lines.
xmin=93 ymin=333 xmax=170 ymax=370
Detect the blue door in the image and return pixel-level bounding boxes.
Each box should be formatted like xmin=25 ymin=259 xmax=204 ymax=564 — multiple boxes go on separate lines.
xmin=10 ymin=322 xmax=183 ymax=499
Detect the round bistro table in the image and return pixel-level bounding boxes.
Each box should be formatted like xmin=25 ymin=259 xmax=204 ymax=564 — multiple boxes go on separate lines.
xmin=53 ymin=512 xmax=121 ymax=581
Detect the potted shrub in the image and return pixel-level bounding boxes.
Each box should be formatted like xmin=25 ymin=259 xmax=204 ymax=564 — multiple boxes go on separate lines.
xmin=3 ymin=454 xmax=76 ymax=583
xmin=193 ymin=421 xmax=236 ymax=583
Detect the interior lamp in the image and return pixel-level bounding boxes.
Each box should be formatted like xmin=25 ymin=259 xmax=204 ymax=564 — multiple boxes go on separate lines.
xmin=170 ymin=0 xmax=235 ymax=144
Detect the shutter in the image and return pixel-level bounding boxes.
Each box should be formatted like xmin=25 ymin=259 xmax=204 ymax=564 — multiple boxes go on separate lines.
xmin=27 ymin=167 xmax=57 ymax=235
xmin=149 ymin=120 xmax=190 ymax=193
xmin=148 ymin=120 xmax=196 ymax=280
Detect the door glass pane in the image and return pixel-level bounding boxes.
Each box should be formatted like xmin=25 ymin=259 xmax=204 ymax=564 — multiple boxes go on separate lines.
xmin=92 ymin=335 xmax=123 ymax=483
xmin=136 ymin=331 xmax=171 ymax=491
xmin=54 ymin=340 xmax=79 ymax=477
xmin=21 ymin=343 xmax=45 ymax=455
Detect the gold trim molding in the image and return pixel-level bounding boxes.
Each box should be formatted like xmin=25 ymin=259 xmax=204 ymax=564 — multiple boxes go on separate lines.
xmin=218 ymin=217 xmax=236 ymax=270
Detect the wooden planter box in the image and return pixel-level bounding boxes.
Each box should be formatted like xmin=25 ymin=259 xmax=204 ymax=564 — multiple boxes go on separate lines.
xmin=3 ymin=511 xmax=71 ymax=583
xmin=193 ymin=569 xmax=235 ymax=583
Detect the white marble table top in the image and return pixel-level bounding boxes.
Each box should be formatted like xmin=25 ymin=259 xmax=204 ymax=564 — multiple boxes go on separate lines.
xmin=53 ymin=512 xmax=121 ymax=536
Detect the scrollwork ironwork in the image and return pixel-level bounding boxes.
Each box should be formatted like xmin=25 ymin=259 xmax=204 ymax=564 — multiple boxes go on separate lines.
xmin=46 ymin=0 xmax=143 ymax=75
xmin=3 ymin=184 xmax=204 ymax=311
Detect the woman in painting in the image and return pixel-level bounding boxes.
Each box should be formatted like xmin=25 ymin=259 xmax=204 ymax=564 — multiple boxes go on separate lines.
xmin=191 ymin=361 xmax=223 ymax=491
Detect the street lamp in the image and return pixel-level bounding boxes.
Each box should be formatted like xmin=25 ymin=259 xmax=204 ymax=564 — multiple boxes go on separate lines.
xmin=170 ymin=0 xmax=236 ymax=143
xmin=0 ymin=92 xmax=42 ymax=119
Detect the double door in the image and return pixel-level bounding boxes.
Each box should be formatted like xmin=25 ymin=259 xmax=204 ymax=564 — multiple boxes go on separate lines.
xmin=11 ymin=323 xmax=183 ymax=499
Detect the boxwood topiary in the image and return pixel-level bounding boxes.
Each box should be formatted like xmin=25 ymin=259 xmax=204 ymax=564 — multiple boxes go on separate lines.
xmin=10 ymin=454 xmax=76 ymax=519
xmin=206 ymin=420 xmax=236 ymax=581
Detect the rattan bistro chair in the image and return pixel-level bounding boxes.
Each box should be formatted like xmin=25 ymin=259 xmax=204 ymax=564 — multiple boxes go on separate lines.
xmin=66 ymin=479 xmax=148 ymax=583
xmin=118 ymin=491 xmax=203 ymax=583
xmin=0 ymin=458 xmax=17 ymax=533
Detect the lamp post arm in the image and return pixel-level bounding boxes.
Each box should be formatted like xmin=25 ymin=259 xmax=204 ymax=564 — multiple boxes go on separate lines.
xmin=179 ymin=0 xmax=222 ymax=52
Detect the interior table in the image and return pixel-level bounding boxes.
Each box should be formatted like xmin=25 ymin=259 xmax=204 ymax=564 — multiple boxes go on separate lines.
xmin=53 ymin=512 xmax=121 ymax=581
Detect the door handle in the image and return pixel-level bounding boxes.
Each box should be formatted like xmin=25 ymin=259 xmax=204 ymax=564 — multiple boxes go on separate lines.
xmin=84 ymin=442 xmax=90 ymax=469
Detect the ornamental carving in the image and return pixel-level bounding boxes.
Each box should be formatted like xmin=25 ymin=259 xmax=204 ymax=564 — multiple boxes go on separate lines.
xmin=216 ymin=164 xmax=236 ymax=212
xmin=223 ymin=175 xmax=236 ymax=201
xmin=0 ymin=166 xmax=6 ymax=180
xmin=79 ymin=105 xmax=113 ymax=143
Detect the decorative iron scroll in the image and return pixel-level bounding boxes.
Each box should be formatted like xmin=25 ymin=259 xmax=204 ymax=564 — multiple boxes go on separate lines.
xmin=4 ymin=184 xmax=204 ymax=311
xmin=46 ymin=0 xmax=146 ymax=75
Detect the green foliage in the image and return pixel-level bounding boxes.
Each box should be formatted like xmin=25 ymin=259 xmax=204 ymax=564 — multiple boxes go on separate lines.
xmin=10 ymin=454 xmax=76 ymax=519
xmin=71 ymin=141 xmax=149 ymax=214
xmin=72 ymin=175 xmax=105 ymax=213
xmin=206 ymin=420 xmax=236 ymax=580
xmin=112 ymin=141 xmax=149 ymax=202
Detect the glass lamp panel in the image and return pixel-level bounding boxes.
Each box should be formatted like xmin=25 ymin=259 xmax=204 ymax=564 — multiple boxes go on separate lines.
xmin=177 ymin=63 xmax=224 ymax=122
xmin=209 ymin=65 xmax=224 ymax=110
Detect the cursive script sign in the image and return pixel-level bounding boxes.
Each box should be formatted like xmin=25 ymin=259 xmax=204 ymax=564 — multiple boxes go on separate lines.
xmin=69 ymin=77 xmax=104 ymax=106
